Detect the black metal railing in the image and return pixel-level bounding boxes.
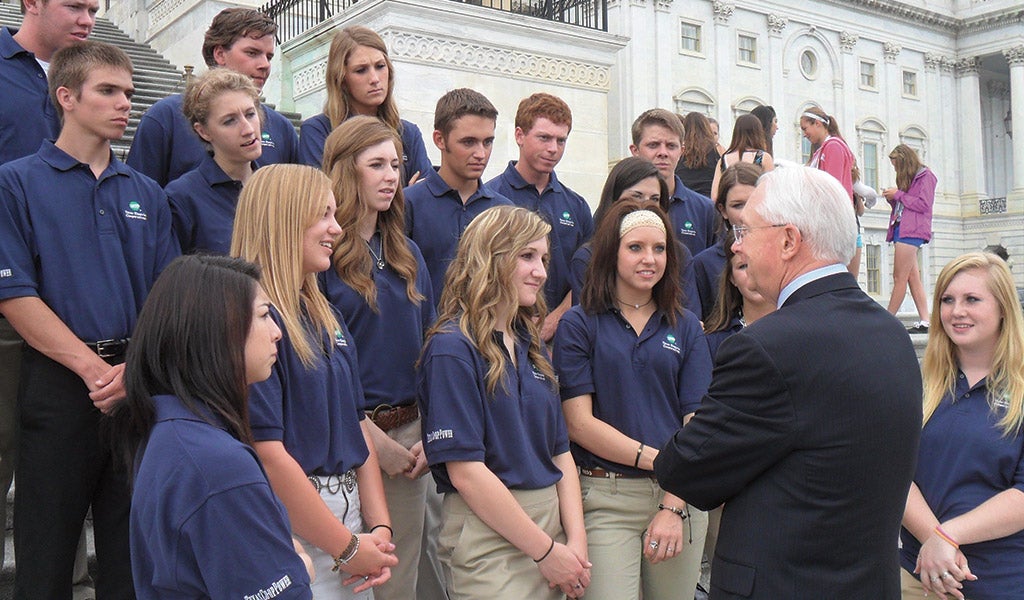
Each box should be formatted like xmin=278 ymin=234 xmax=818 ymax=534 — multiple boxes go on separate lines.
xmin=261 ymin=0 xmax=608 ymax=45
xmin=259 ymin=0 xmax=357 ymax=45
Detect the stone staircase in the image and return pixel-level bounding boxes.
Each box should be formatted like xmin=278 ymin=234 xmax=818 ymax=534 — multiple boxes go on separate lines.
xmin=0 ymin=3 xmax=302 ymax=163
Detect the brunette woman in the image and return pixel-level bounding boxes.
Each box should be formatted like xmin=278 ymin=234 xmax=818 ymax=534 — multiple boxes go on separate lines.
xmin=554 ymin=201 xmax=712 ymax=600
xmin=114 ymin=254 xmax=314 ymax=598
xmin=419 ymin=205 xmax=591 ymax=599
xmin=709 ymin=114 xmax=774 ymax=200
xmin=299 ymin=26 xmax=431 ymax=185
xmin=883 ymin=144 xmax=936 ymax=334
xmin=231 ymin=164 xmax=398 ymax=598
xmin=167 ymin=68 xmax=262 ymax=254
xmin=320 ymin=115 xmax=437 ymax=599
xmin=675 ymin=112 xmax=720 ymax=197
xmin=750 ymin=105 xmax=777 ymax=157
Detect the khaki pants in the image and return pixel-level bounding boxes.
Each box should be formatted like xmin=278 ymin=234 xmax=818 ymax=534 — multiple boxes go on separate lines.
xmin=579 ymin=474 xmax=707 ymax=600
xmin=440 ymin=486 xmax=564 ymax=600
xmin=373 ymin=418 xmax=430 ymax=600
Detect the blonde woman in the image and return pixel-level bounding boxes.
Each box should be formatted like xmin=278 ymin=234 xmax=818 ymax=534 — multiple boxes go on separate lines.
xmin=299 ymin=26 xmax=431 ymax=185
xmin=901 ymin=252 xmax=1024 ymax=599
xmin=418 ymin=205 xmax=591 ymax=599
xmin=883 ymin=144 xmax=936 ymax=334
xmin=320 ymin=116 xmax=436 ymax=599
xmin=231 ymin=164 xmax=398 ymax=598
xmin=166 ymin=68 xmax=263 ymax=255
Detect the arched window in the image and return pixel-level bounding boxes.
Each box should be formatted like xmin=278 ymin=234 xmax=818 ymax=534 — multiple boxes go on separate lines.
xmin=856 ymin=118 xmax=887 ymax=190
xmin=673 ymin=88 xmax=715 ymax=117
xmin=899 ymin=125 xmax=928 ymax=159
xmin=732 ymin=96 xmax=765 ymax=120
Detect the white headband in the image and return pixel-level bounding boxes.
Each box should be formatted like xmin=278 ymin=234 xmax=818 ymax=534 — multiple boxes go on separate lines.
xmin=619 ymin=210 xmax=666 ymax=237
xmin=802 ymin=112 xmax=829 ymax=126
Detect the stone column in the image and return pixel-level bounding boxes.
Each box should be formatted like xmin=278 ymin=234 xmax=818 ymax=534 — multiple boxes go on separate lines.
xmin=956 ymin=56 xmax=987 ymax=210
xmin=839 ymin=31 xmax=859 ymax=150
xmin=1003 ymin=45 xmax=1024 ymax=202
xmin=712 ymin=1 xmax=734 ymax=128
xmin=883 ymin=42 xmax=902 ymax=150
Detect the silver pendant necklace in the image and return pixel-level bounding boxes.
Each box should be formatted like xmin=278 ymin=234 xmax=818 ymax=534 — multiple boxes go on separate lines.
xmin=366 ymin=234 xmax=385 ymax=270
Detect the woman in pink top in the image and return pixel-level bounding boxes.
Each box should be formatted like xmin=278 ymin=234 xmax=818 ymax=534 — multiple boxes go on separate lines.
xmin=801 ymin=107 xmax=860 ymax=276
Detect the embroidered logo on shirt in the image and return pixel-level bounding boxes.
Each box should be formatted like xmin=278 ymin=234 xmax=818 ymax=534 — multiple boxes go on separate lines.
xmin=530 ymin=363 xmax=547 ymax=381
xmin=124 ymin=201 xmax=147 ymax=221
xmin=260 ymin=131 xmax=276 ymax=149
xmin=426 ymin=428 xmax=454 ymax=443
xmin=559 ymin=211 xmax=575 ymax=227
xmin=334 ymin=328 xmax=348 ymax=347
xmin=662 ymin=333 xmax=681 ymax=354
xmin=243 ymin=574 xmax=293 ymax=600
xmin=677 ymin=220 xmax=695 ymax=237
xmin=993 ymin=395 xmax=1010 ymax=409
xmin=0 ymin=269 xmax=11 ymax=278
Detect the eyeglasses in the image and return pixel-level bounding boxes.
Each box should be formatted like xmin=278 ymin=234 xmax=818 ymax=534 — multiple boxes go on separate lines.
xmin=732 ymin=223 xmax=787 ymax=244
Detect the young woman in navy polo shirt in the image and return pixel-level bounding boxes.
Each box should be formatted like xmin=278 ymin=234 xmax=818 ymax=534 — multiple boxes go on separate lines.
xmin=166 ymin=68 xmax=263 ymax=255
xmin=231 ymin=164 xmax=398 ymax=598
xmin=569 ymin=157 xmax=700 ymax=316
xmin=900 ymin=252 xmax=1024 ymax=599
xmin=702 ymin=229 xmax=774 ymax=360
xmin=554 ymin=201 xmax=713 ymax=600
xmin=320 ymin=115 xmax=437 ymax=599
xmin=418 ymin=205 xmax=591 ymax=599
xmin=111 ymin=254 xmax=313 ymax=599
xmin=299 ymin=26 xmax=431 ymax=186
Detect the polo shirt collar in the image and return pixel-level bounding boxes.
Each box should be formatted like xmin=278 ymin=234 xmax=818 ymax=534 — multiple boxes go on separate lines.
xmin=503 ymin=160 xmax=563 ymax=195
xmin=424 ymin=171 xmax=495 ymax=204
xmin=0 ymin=28 xmax=28 ymax=60
xmin=152 ymin=394 xmax=228 ymax=430
xmin=199 ymin=154 xmax=255 ymax=186
xmin=37 ymin=140 xmax=131 ymax=178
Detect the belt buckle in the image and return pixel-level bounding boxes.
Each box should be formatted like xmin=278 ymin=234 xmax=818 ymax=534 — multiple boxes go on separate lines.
xmin=370 ymin=404 xmax=395 ymax=421
xmin=342 ymin=470 xmax=356 ymax=493
xmin=94 ymin=338 xmax=125 ymax=358
xmin=307 ymin=475 xmax=323 ymax=493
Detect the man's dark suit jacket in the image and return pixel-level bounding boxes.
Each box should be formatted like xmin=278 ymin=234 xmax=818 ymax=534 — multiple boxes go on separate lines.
xmin=654 ymin=272 xmax=921 ymax=599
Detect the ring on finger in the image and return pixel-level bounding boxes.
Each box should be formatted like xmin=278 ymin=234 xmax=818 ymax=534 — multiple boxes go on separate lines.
xmin=649 ymin=540 xmax=660 ymax=549
xmin=930 ymin=575 xmax=942 ymax=582
xmin=940 ymin=571 xmax=951 ymax=579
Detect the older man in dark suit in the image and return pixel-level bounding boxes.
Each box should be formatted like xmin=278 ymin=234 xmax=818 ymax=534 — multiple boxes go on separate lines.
xmin=654 ymin=165 xmax=921 ymax=599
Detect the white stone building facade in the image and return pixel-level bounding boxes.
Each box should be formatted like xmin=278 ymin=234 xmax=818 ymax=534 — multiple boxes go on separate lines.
xmin=105 ymin=0 xmax=1024 ymax=304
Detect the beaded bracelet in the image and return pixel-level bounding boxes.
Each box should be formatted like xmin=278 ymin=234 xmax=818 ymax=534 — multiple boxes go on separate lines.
xmin=331 ymin=534 xmax=360 ymax=572
xmin=658 ymin=503 xmax=688 ymax=521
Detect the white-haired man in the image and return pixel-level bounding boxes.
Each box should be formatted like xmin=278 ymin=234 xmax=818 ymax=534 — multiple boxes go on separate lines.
xmin=655 ymin=165 xmax=921 ymax=599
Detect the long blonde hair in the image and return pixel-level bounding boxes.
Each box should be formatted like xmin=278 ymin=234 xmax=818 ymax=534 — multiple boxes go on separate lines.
xmin=230 ymin=164 xmax=341 ymax=367
xmin=324 ymin=26 xmax=400 ymax=133
xmin=922 ymin=252 xmax=1024 ymax=436
xmin=427 ymin=206 xmax=555 ymax=396
xmin=322 ymin=116 xmax=421 ymax=311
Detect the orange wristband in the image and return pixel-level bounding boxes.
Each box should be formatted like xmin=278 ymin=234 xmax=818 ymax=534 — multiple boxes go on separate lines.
xmin=934 ymin=525 xmax=959 ymax=549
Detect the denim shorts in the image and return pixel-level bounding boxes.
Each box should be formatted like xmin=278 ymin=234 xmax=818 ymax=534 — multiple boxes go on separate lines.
xmin=893 ymin=224 xmax=925 ymax=248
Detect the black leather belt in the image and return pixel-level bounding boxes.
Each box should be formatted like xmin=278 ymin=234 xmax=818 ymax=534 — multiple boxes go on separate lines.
xmin=86 ymin=338 xmax=130 ymax=358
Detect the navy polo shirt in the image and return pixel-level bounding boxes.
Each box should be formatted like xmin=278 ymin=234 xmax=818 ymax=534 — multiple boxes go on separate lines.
xmin=668 ymin=175 xmax=717 ymax=257
xmin=486 ymin=161 xmax=594 ymax=308
xmin=404 ymin=174 xmax=513 ymax=305
xmin=131 ymin=394 xmax=312 ymax=599
xmin=0 ymin=28 xmax=60 ymax=166
xmin=127 ymin=93 xmax=298 ymax=187
xmin=248 ymin=305 xmax=369 ymax=476
xmin=319 ymin=236 xmax=436 ymax=410
xmin=0 ymin=141 xmax=179 ymax=342
xmin=568 ymin=241 xmax=702 ymax=317
xmin=166 ymin=155 xmax=254 ymax=255
xmin=298 ymin=113 xmax=433 ymax=186
xmin=704 ymin=316 xmax=742 ymax=360
xmin=900 ymin=375 xmax=1024 ymax=597
xmin=693 ymin=239 xmax=727 ymax=321
xmin=553 ymin=306 xmax=711 ymax=476
xmin=418 ymin=322 xmax=568 ymax=494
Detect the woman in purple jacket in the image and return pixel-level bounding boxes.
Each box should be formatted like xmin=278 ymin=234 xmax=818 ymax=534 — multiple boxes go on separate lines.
xmin=883 ymin=144 xmax=936 ymax=334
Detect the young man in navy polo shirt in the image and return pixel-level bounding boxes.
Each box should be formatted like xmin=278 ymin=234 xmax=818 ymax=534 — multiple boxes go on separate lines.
xmin=404 ymin=88 xmax=513 ymax=305
xmin=127 ymin=8 xmax=298 ymax=186
xmin=629 ymin=108 xmax=717 ymax=257
xmin=0 ymin=0 xmax=98 ymax=576
xmin=486 ymin=93 xmax=593 ymax=341
xmin=0 ymin=41 xmax=179 ymax=598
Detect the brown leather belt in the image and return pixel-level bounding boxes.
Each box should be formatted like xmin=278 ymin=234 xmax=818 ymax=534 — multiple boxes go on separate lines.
xmin=579 ymin=467 xmax=656 ymax=480
xmin=368 ymin=403 xmax=419 ymax=432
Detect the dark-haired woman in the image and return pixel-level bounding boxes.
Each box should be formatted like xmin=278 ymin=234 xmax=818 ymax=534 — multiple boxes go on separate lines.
xmin=115 ymin=254 xmax=313 ymax=599
xmin=554 ymin=202 xmax=712 ymax=600
xmin=570 ymin=157 xmax=701 ymax=317
xmin=749 ymin=105 xmax=777 ymax=157
xmin=692 ymin=163 xmax=761 ymax=321
xmin=675 ymin=112 xmax=720 ymax=197
xmin=419 ymin=205 xmax=590 ymax=599
xmin=709 ymin=114 xmax=774 ymax=200
xmin=320 ymin=115 xmax=437 ymax=600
